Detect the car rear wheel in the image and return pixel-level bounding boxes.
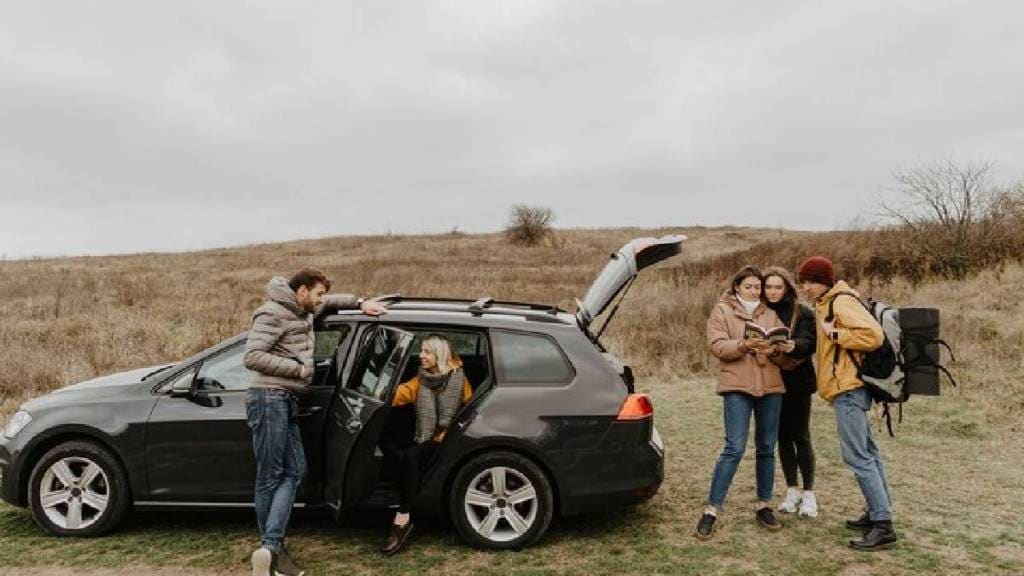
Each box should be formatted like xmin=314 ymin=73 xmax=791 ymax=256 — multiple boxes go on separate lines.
xmin=449 ymin=451 xmax=553 ymax=550
xmin=28 ymin=440 xmax=130 ymax=536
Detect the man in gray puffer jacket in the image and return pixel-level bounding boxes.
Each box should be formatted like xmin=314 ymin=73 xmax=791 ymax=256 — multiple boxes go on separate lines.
xmin=245 ymin=268 xmax=386 ymax=576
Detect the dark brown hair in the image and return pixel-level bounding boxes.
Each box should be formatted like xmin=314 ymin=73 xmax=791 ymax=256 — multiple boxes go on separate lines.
xmin=763 ymin=265 xmax=797 ymax=304
xmin=288 ymin=268 xmax=331 ymax=292
xmin=729 ymin=265 xmax=763 ymax=295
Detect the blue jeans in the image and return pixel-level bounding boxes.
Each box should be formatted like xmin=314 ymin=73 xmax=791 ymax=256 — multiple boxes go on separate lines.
xmin=246 ymin=388 xmax=307 ymax=552
xmin=834 ymin=387 xmax=892 ymax=521
xmin=707 ymin=392 xmax=782 ymax=509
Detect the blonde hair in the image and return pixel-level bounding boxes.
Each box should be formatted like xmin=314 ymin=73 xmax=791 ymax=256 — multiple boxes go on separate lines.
xmin=421 ymin=335 xmax=455 ymax=375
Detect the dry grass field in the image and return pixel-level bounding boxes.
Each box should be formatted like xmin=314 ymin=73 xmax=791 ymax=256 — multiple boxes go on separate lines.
xmin=2 ymin=226 xmax=1023 ymax=575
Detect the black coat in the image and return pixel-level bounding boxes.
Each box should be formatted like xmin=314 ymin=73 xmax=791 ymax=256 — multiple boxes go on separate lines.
xmin=771 ymin=301 xmax=818 ymax=395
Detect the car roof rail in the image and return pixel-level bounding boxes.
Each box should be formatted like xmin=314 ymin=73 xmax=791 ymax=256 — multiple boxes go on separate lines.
xmin=362 ymin=296 xmax=569 ymax=324
xmin=469 ymin=297 xmax=495 ymax=312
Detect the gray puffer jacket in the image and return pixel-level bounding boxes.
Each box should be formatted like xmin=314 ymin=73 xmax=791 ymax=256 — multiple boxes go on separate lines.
xmin=244 ymin=277 xmax=358 ymax=394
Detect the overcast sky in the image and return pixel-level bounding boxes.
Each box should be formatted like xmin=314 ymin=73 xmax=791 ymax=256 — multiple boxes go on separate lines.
xmin=2 ymin=1 xmax=1022 ymax=258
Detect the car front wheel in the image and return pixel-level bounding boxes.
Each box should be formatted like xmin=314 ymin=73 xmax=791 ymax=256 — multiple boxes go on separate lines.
xmin=449 ymin=451 xmax=554 ymax=550
xmin=28 ymin=440 xmax=130 ymax=536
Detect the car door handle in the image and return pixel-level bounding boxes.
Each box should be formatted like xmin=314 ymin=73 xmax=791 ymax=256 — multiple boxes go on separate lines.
xmin=297 ymin=406 xmax=323 ymax=418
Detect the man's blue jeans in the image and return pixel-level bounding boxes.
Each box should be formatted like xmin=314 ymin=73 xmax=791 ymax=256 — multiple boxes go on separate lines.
xmin=708 ymin=392 xmax=783 ymax=509
xmin=834 ymin=386 xmax=892 ymax=521
xmin=246 ymin=388 xmax=307 ymax=552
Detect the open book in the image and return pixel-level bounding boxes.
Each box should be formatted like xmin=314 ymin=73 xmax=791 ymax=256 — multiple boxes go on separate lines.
xmin=744 ymin=322 xmax=790 ymax=343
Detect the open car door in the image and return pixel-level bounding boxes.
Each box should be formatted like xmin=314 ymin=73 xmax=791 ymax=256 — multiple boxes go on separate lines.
xmin=322 ymin=325 xmax=414 ymax=522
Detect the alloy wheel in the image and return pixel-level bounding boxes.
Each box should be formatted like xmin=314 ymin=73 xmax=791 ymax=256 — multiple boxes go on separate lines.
xmin=463 ymin=465 xmax=538 ymax=543
xmin=38 ymin=456 xmax=110 ymax=531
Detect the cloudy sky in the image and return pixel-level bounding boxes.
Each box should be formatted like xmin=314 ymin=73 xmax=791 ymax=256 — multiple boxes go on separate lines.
xmin=2 ymin=1 xmax=1022 ymax=258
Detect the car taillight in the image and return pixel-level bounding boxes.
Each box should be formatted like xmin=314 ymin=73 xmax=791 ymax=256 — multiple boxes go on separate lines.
xmin=617 ymin=393 xmax=653 ymax=421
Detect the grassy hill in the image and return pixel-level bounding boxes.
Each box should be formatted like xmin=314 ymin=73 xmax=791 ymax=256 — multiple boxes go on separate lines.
xmin=1 ymin=226 xmax=1022 ymax=574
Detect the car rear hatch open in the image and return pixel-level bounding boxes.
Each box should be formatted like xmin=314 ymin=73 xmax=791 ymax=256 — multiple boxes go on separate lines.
xmin=575 ymin=235 xmax=686 ymax=391
xmin=576 ymin=235 xmax=686 ymax=333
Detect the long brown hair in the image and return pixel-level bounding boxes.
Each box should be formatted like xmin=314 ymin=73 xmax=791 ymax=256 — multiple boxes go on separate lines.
xmin=763 ymin=266 xmax=797 ymax=304
xmin=729 ymin=265 xmax=763 ymax=296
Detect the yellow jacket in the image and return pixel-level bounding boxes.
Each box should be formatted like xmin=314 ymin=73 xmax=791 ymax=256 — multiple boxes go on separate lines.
xmin=813 ymin=281 xmax=885 ymax=402
xmin=392 ymin=362 xmax=473 ymax=442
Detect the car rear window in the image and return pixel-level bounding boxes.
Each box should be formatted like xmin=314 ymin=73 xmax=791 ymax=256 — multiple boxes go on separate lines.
xmin=492 ymin=330 xmax=573 ymax=384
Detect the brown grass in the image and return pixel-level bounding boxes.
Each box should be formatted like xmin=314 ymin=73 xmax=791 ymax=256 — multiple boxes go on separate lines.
xmin=2 ymin=225 xmax=1021 ymax=430
xmin=2 ymin=226 xmax=1023 ymax=574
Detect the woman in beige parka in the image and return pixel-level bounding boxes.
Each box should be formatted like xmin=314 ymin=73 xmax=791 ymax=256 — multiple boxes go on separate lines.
xmin=695 ymin=265 xmax=788 ymax=540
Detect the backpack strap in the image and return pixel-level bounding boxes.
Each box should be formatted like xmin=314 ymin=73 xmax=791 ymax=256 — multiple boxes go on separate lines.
xmin=827 ymin=292 xmax=863 ymax=376
xmin=881 ymin=403 xmax=895 ymax=437
xmin=933 ymin=338 xmax=956 ymax=362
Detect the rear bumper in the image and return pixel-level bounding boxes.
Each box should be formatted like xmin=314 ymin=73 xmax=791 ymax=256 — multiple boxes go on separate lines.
xmin=558 ymin=420 xmax=664 ymax=516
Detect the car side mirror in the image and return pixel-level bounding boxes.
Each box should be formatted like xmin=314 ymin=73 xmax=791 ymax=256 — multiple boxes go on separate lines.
xmin=169 ymin=367 xmax=199 ymax=398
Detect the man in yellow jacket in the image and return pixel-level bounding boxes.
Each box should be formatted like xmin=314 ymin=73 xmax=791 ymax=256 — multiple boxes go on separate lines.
xmin=797 ymin=256 xmax=897 ymax=551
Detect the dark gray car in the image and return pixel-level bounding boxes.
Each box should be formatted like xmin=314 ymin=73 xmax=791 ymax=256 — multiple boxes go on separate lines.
xmin=0 ymin=235 xmax=683 ymax=549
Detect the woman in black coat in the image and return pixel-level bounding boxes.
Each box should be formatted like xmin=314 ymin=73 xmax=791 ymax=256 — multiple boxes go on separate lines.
xmin=763 ymin=266 xmax=819 ymax=517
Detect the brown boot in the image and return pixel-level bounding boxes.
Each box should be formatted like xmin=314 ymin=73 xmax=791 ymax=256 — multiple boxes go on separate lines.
xmin=382 ymin=521 xmax=415 ymax=556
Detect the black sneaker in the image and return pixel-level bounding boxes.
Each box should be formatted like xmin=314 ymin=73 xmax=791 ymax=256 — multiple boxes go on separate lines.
xmin=382 ymin=521 xmax=415 ymax=556
xmin=275 ymin=544 xmax=305 ymax=576
xmin=694 ymin=513 xmax=717 ymax=540
xmin=251 ymin=546 xmax=277 ymax=576
xmin=845 ymin=511 xmax=873 ymax=531
xmin=849 ymin=520 xmax=898 ymax=551
xmin=756 ymin=507 xmax=782 ymax=530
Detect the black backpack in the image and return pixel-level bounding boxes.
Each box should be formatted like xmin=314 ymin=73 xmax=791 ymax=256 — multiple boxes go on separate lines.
xmin=827 ymin=292 xmax=957 ymax=435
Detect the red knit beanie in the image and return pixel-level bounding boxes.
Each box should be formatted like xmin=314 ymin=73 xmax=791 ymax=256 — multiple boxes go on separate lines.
xmin=796 ymin=256 xmax=836 ymax=287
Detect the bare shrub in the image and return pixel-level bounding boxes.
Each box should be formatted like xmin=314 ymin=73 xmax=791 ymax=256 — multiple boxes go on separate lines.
xmin=505 ymin=204 xmax=555 ymax=246
xmin=879 ymin=159 xmax=1024 ymax=279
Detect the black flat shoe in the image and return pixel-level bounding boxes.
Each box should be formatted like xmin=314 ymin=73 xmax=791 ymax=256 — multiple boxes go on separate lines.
xmin=694 ymin=513 xmax=717 ymax=540
xmin=756 ymin=507 xmax=782 ymax=530
xmin=382 ymin=522 xmax=415 ymax=556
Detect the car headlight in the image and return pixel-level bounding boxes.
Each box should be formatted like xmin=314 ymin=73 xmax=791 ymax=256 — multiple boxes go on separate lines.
xmin=3 ymin=410 xmax=32 ymax=439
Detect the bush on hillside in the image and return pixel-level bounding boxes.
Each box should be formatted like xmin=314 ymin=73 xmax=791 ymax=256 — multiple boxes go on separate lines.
xmin=666 ymin=161 xmax=1024 ymax=286
xmin=879 ymin=160 xmax=1024 ymax=279
xmin=505 ymin=204 xmax=555 ymax=246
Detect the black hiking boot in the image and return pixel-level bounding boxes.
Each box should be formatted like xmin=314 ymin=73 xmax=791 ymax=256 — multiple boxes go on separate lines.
xmin=845 ymin=511 xmax=873 ymax=531
xmin=756 ymin=507 xmax=782 ymax=530
xmin=849 ymin=520 xmax=898 ymax=551
xmin=695 ymin=513 xmax=717 ymax=540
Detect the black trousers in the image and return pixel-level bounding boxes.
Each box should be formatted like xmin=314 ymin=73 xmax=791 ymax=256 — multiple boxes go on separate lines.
xmin=778 ymin=392 xmax=815 ymax=490
xmin=399 ymin=441 xmax=440 ymax=514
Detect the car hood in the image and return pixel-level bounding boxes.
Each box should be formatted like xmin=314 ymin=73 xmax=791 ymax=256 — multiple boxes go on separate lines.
xmin=19 ymin=364 xmax=171 ymax=414
xmin=57 ymin=364 xmax=171 ymax=392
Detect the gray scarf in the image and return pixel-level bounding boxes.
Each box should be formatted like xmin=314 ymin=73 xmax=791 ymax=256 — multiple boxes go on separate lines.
xmin=414 ymin=367 xmax=465 ymax=444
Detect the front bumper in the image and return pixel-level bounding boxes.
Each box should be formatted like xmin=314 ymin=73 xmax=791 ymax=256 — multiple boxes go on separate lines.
xmin=0 ymin=439 xmax=18 ymax=506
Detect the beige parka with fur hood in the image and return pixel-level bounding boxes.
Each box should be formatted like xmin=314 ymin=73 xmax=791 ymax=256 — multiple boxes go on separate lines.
xmin=706 ymin=292 xmax=786 ymax=397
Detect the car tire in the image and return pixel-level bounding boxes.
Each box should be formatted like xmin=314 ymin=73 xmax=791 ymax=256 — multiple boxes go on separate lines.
xmin=28 ymin=440 xmax=130 ymax=537
xmin=449 ymin=450 xmax=554 ymax=550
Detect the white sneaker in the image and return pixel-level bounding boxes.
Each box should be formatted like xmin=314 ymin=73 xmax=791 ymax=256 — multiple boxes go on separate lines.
xmin=778 ymin=487 xmax=801 ymax=513
xmin=252 ymin=547 xmax=275 ymax=576
xmin=798 ymin=491 xmax=819 ymax=518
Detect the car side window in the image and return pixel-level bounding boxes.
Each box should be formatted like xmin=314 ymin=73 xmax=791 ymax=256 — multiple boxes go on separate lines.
xmin=315 ymin=326 xmax=351 ymax=361
xmin=400 ymin=329 xmax=491 ymax=388
xmin=492 ymin=330 xmax=574 ymax=384
xmin=195 ymin=344 xmax=253 ymax=393
xmin=350 ymin=329 xmax=406 ymax=401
